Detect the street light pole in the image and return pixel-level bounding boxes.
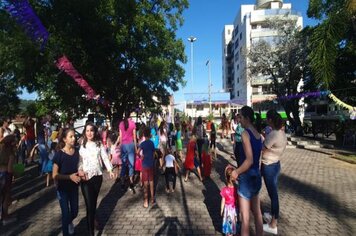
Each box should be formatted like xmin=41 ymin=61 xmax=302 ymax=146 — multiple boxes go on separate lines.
xmin=188 ymin=36 xmax=197 ymax=117
xmin=206 ymin=60 xmax=212 ymax=113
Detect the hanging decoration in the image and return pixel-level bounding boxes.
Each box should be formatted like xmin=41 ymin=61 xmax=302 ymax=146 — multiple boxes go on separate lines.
xmin=56 ymin=55 xmax=109 ymax=106
xmin=2 ymin=0 xmax=49 ymax=51
xmin=328 ymin=93 xmax=355 ymax=111
xmin=278 ymin=91 xmax=330 ymax=100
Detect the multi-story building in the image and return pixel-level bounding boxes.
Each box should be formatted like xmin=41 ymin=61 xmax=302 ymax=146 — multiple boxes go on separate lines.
xmin=222 ymin=0 xmax=303 ymax=107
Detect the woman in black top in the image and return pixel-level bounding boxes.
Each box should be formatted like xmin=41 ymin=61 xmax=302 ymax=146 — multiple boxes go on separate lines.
xmin=52 ymin=128 xmax=80 ymax=236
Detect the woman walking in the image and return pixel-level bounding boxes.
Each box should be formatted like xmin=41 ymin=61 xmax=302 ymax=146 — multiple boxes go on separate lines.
xmin=118 ymin=112 xmax=137 ymax=190
xmin=78 ymin=122 xmax=115 ymax=236
xmin=261 ymin=110 xmax=287 ymax=235
xmin=231 ymin=106 xmax=263 ymax=236
xmin=52 ymin=128 xmax=80 ymax=235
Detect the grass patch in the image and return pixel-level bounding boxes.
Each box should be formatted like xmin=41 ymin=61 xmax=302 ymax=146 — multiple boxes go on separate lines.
xmin=332 ymin=154 xmax=356 ymax=164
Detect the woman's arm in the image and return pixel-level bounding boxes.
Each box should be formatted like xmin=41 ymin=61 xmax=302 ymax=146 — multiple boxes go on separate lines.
xmin=221 ymin=197 xmax=225 ymax=216
xmin=100 ymin=144 xmax=113 ymax=173
xmin=232 ymin=131 xmax=253 ymax=179
xmin=52 ymin=163 xmax=80 ymax=183
xmin=133 ymin=128 xmax=137 ymax=152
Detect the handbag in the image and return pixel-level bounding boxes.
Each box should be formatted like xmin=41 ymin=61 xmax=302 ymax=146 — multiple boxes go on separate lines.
xmin=135 ymin=154 xmax=142 ymax=171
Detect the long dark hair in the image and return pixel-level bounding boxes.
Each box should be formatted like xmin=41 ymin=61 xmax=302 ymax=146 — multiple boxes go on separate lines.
xmin=56 ymin=128 xmax=75 ymax=151
xmin=123 ymin=111 xmax=130 ymax=131
xmin=240 ymin=106 xmax=261 ymax=133
xmin=82 ymin=122 xmax=101 ymax=148
xmin=197 ymin=116 xmax=203 ymax=126
xmin=267 ymin=109 xmax=283 ymax=130
xmin=159 ymin=121 xmax=166 ymax=135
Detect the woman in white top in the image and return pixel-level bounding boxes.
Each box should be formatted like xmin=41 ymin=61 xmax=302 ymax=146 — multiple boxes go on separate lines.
xmin=158 ymin=121 xmax=168 ymax=169
xmin=261 ymin=110 xmax=287 ymax=235
xmin=78 ymin=122 xmax=115 ymax=236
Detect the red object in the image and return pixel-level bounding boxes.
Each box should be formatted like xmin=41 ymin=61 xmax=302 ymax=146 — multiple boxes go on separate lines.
xmin=142 ymin=167 xmax=154 ymax=181
xmin=135 ymin=154 xmax=142 ymax=171
xmin=202 ymin=151 xmax=212 ymax=177
xmin=184 ymin=139 xmax=196 ymax=170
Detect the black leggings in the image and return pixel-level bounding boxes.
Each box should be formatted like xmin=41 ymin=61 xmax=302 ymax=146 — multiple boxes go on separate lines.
xmin=81 ymin=175 xmax=103 ymax=236
xmin=165 ymin=167 xmax=176 ymax=190
xmin=197 ymin=139 xmax=204 ymax=166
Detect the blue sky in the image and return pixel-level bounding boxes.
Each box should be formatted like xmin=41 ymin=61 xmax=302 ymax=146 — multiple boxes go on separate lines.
xmin=20 ymin=0 xmax=319 ymax=105
xmin=173 ymin=0 xmax=319 ymax=108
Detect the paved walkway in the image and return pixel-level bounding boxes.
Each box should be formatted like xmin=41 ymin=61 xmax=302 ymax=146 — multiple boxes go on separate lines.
xmin=1 ymin=139 xmax=355 ymax=236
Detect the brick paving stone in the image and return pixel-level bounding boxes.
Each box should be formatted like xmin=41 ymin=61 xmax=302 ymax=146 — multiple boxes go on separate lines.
xmin=1 ymin=138 xmax=356 ymax=235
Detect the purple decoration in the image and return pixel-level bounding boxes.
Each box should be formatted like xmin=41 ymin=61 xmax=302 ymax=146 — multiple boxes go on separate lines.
xmin=278 ymin=91 xmax=330 ymax=100
xmin=3 ymin=0 xmax=49 ymax=50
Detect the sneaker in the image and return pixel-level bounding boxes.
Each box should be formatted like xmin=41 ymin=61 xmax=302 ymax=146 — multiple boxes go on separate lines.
xmin=263 ymin=224 xmax=277 ymax=235
xmin=68 ymin=222 xmax=75 ymax=234
xmin=2 ymin=217 xmax=17 ymax=226
xmin=263 ymin=212 xmax=272 ymax=223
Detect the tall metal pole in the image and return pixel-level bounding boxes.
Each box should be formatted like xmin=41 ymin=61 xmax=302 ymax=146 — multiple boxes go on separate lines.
xmin=206 ymin=60 xmax=212 ymax=113
xmin=188 ymin=36 xmax=196 ymax=117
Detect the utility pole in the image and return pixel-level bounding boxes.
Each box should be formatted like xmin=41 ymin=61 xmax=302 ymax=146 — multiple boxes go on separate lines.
xmin=188 ymin=36 xmax=197 ymax=117
xmin=206 ymin=60 xmax=212 ymax=113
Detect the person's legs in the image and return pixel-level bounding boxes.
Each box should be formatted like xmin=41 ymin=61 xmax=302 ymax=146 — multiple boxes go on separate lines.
xmin=81 ymin=180 xmax=96 ymax=236
xmin=2 ymin=173 xmax=14 ymax=220
xmin=239 ymin=196 xmax=250 ymax=236
xmin=197 ymin=139 xmax=204 ymax=166
xmin=184 ymin=169 xmax=190 ymax=181
xmin=251 ymin=195 xmax=263 ymax=236
xmin=164 ymin=169 xmax=170 ymax=191
xmin=127 ymin=143 xmax=135 ymax=187
xmin=262 ymin=162 xmax=280 ymax=228
xmin=149 ymin=180 xmax=155 ymax=203
xmin=196 ymin=166 xmax=203 ymax=181
xmin=57 ymin=190 xmax=70 ymax=236
xmin=38 ymin=144 xmax=48 ymax=175
xmin=69 ymin=187 xmax=79 ymax=225
xmin=143 ymin=181 xmax=149 ymax=207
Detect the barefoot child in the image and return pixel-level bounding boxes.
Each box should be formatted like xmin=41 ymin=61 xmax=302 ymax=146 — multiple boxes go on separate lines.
xmin=220 ymin=167 xmax=239 ymax=236
xmin=137 ymin=127 xmax=156 ymax=208
xmin=44 ymin=142 xmax=56 ymax=187
xmin=201 ymin=140 xmax=212 ymax=180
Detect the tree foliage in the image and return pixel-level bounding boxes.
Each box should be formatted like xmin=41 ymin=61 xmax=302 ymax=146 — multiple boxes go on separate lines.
xmin=0 ymin=0 xmax=188 ymax=120
xmin=248 ymin=16 xmax=307 ymax=133
xmin=308 ymin=0 xmax=356 ymax=90
xmin=0 ymin=76 xmax=20 ymax=118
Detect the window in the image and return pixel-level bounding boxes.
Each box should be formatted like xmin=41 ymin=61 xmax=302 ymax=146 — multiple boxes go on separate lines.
xmin=237 ymin=90 xmax=240 ymax=97
xmin=251 ymin=24 xmax=257 ymax=29
xmin=237 ymin=77 xmax=240 ymax=83
xmin=236 ymin=64 xmax=239 ymax=71
xmin=240 ymin=32 xmax=242 ymax=40
xmin=228 ymin=29 xmax=231 ymax=35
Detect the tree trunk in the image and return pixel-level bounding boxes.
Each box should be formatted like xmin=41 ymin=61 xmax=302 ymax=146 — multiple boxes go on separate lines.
xmin=282 ymin=99 xmax=303 ymax=136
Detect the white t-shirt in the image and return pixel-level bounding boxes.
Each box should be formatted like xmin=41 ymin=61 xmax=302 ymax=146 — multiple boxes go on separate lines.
xmin=165 ymin=154 xmax=175 ymax=168
xmin=262 ymin=129 xmax=287 ymax=165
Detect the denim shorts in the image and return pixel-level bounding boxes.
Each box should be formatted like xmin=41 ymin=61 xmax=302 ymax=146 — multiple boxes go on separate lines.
xmin=238 ymin=168 xmax=262 ymax=200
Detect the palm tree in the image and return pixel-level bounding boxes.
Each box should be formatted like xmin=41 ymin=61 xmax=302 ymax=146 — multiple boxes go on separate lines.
xmin=308 ymin=0 xmax=356 ymax=88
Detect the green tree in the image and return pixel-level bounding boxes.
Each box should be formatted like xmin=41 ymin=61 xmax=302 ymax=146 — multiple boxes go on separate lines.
xmin=0 ymin=0 xmax=188 ymax=120
xmin=248 ymin=17 xmax=307 ymax=134
xmin=308 ymin=0 xmax=356 ymax=91
xmin=0 ymin=76 xmax=20 ymax=118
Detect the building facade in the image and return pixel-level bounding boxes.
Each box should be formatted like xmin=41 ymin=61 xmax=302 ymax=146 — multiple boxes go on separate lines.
xmin=222 ymin=0 xmax=303 ymax=106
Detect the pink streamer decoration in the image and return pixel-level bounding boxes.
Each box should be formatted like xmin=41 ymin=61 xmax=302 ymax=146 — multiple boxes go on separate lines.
xmin=56 ymin=55 xmax=97 ymax=99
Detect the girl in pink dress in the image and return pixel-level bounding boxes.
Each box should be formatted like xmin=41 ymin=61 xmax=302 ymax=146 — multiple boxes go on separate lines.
xmin=220 ymin=167 xmax=239 ymax=236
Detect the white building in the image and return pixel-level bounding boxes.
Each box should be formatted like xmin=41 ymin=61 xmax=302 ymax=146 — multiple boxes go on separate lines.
xmin=222 ymin=0 xmax=303 ymax=107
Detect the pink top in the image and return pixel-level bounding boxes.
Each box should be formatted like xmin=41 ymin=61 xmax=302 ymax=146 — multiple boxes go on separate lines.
xmin=220 ymin=186 xmax=238 ymax=207
xmin=119 ymin=119 xmax=136 ymax=144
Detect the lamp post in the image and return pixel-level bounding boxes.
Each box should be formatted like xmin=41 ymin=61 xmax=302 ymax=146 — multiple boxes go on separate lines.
xmin=206 ymin=60 xmax=212 ymax=113
xmin=188 ymin=36 xmax=197 ymax=117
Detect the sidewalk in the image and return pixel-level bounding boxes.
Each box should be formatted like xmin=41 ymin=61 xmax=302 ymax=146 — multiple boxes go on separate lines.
xmin=0 ymin=138 xmax=355 ymax=235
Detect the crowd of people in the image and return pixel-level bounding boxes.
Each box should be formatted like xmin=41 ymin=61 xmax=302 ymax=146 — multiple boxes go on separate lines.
xmin=0 ymin=105 xmax=287 ymax=236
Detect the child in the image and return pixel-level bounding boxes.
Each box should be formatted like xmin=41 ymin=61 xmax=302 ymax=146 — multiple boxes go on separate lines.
xmin=201 ymin=140 xmax=212 ymax=179
xmin=137 ymin=127 xmax=156 ymax=208
xmin=44 ymin=142 xmax=56 ymax=187
xmin=175 ymin=123 xmax=183 ymax=160
xmin=220 ymin=167 xmax=239 ymax=236
xmin=164 ymin=148 xmax=180 ymax=193
xmin=184 ymin=134 xmax=203 ymax=182
xmin=108 ymin=133 xmax=122 ymax=182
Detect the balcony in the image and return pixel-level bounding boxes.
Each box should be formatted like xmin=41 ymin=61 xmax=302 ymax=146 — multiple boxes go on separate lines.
xmin=251 ymin=77 xmax=272 ymax=85
xmin=250 ymin=9 xmax=301 ymax=24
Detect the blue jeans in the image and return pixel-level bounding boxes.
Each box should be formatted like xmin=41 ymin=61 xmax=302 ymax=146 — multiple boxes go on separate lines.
xmin=238 ymin=168 xmax=262 ymax=200
xmin=120 ymin=142 xmax=135 ymax=177
xmin=57 ymin=188 xmax=79 ymax=236
xmin=38 ymin=143 xmax=48 ymax=175
xmin=261 ymin=161 xmax=281 ymax=219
